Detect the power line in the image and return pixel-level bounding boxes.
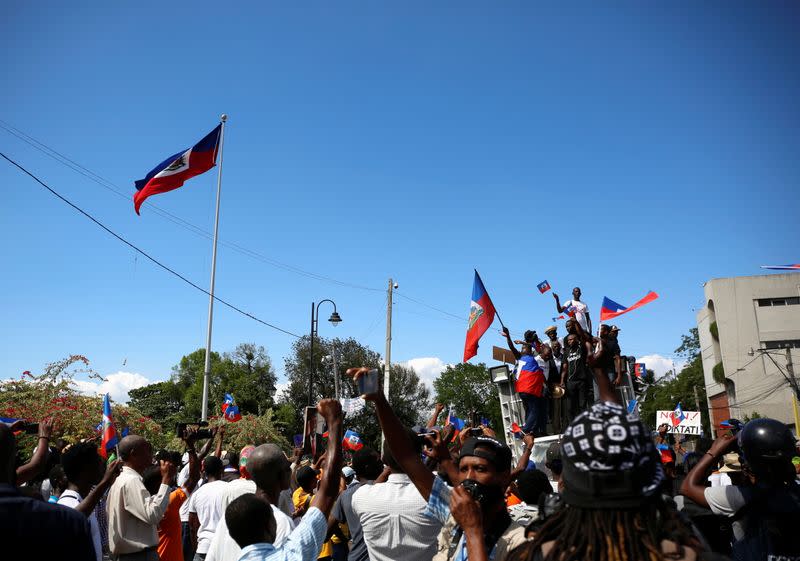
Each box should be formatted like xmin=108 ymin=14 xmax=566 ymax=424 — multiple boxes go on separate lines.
xmin=1 ymin=152 xmax=303 ymax=339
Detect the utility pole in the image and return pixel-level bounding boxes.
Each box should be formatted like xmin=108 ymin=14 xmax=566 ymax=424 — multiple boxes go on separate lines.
xmin=332 ymin=342 xmax=340 ymax=400
xmin=786 ymin=347 xmax=799 ymax=399
xmin=381 ymin=278 xmax=395 ymax=456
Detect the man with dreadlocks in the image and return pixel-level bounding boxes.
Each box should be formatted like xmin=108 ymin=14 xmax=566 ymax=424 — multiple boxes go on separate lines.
xmin=504 ymin=345 xmax=708 ymax=561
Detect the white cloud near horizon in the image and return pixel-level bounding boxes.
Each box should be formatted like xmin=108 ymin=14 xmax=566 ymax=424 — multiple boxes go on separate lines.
xmin=636 ymin=354 xmax=687 ymax=380
xmin=402 ymin=357 xmax=451 ymax=391
xmin=72 ymin=371 xmax=151 ymax=403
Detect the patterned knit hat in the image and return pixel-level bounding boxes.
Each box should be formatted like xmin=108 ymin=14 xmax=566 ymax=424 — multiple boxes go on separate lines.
xmin=560 ymin=401 xmax=664 ymax=508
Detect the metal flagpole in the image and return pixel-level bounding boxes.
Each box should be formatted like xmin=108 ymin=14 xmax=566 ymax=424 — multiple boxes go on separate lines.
xmin=201 ymin=114 xmax=227 ymax=421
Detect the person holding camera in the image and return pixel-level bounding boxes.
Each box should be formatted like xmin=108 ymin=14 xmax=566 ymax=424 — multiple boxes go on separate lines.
xmin=680 ymin=417 xmax=800 ymax=560
xmin=106 ymin=434 xmax=177 ymax=561
xmin=347 ymin=366 xmax=526 ymax=561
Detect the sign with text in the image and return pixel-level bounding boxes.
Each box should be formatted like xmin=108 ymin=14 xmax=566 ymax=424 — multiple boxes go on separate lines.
xmin=656 ymin=410 xmax=703 ymax=435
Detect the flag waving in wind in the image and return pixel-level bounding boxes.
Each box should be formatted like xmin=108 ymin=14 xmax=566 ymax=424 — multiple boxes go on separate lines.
xmin=222 ymin=393 xmax=242 ymax=422
xmin=464 ymin=271 xmax=497 ymax=361
xmin=134 ymin=124 xmax=222 ymax=214
xmin=671 ymin=402 xmax=686 ymax=427
xmin=760 ymin=264 xmax=800 ymax=271
xmin=599 ymin=291 xmax=659 ymax=321
xmin=343 ymin=429 xmax=364 ymax=451
xmin=101 ymin=394 xmax=118 ymax=459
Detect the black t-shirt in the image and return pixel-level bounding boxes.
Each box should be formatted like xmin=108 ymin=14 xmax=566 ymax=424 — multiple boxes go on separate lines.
xmin=597 ymin=337 xmax=620 ymax=372
xmin=564 ymin=343 xmax=590 ymax=382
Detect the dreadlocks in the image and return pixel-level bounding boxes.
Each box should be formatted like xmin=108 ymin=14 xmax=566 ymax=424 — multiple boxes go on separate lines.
xmin=508 ymin=497 xmax=699 ymax=561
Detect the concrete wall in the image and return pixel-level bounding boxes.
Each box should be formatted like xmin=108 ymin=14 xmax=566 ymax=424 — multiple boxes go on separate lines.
xmin=696 ymin=273 xmax=800 ymax=430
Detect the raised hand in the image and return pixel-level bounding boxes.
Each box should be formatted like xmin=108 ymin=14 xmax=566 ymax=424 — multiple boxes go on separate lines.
xmin=345 ymin=367 xmax=381 ymax=401
xmin=160 ymin=458 xmax=177 ymax=484
xmin=101 ymin=459 xmax=123 ymax=487
xmin=451 ymin=485 xmax=483 ymax=531
xmin=317 ymin=398 xmax=343 ymax=424
xmin=39 ymin=418 xmax=54 ymax=440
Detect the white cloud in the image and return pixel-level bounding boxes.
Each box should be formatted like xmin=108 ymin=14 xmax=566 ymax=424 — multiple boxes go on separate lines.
xmin=73 ymin=371 xmax=151 ymax=403
xmin=274 ymin=380 xmax=290 ymax=401
xmin=636 ymin=355 xmax=687 ymax=380
xmin=401 ymin=357 xmax=451 ymax=391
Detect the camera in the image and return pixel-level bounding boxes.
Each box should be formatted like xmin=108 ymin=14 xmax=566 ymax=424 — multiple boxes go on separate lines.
xmin=155 ymin=449 xmax=182 ymax=465
xmin=176 ymin=421 xmax=213 ymax=440
xmin=461 ymin=479 xmax=485 ymax=503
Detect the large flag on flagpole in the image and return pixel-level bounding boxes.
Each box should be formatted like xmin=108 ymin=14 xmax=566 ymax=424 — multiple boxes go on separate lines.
xmin=133 ymin=124 xmax=222 ymax=214
xmin=101 ymin=394 xmax=119 ymax=459
xmin=463 ymin=270 xmax=497 ymax=361
xmin=600 ymin=291 xmax=659 ymax=321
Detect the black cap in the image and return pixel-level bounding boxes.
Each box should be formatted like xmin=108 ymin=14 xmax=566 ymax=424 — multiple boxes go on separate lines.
xmin=459 ymin=436 xmax=512 ymax=472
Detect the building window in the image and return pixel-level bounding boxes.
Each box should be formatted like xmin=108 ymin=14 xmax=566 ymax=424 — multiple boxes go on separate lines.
xmin=757 ymin=297 xmax=800 ymax=307
xmin=762 ymin=339 xmax=800 ymax=350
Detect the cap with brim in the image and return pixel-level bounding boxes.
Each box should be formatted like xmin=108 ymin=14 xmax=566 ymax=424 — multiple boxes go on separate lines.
xmin=545 ymin=325 xmax=557 ymax=334
xmin=459 ymin=436 xmax=512 ymax=472
xmin=342 ymin=466 xmax=356 ymax=478
xmin=718 ymin=453 xmax=741 ymax=473
xmin=560 ymin=401 xmax=664 ymax=509
xmin=610 ymin=326 xmax=620 ymax=332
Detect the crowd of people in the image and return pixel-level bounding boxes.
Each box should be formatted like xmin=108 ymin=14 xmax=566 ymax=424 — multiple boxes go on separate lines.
xmin=2 ymin=340 xmax=799 ymax=560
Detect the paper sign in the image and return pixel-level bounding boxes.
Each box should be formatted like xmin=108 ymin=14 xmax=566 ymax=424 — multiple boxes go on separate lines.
xmin=656 ymin=410 xmax=702 ymax=435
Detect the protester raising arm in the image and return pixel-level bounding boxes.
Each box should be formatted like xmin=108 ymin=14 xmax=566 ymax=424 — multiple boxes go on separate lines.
xmin=346 ymin=367 xmax=435 ymax=500
xmin=309 ymin=399 xmax=344 ymax=516
xmin=510 ymin=435 xmax=535 ymax=482
xmin=73 ymin=459 xmax=122 ymax=516
xmin=183 ymin=428 xmax=202 ymax=492
xmin=680 ymin=433 xmax=737 ymax=508
xmin=15 ymin=418 xmax=54 ymax=485
xmin=502 ymin=327 xmax=522 ymax=360
xmin=427 ymin=403 xmax=445 ymax=429
xmin=575 ymin=321 xmax=620 ymax=405
xmin=423 ymin=428 xmax=459 ymax=484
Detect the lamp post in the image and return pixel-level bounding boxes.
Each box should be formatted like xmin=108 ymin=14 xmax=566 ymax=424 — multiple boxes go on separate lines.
xmin=309 ymin=299 xmax=342 ymax=405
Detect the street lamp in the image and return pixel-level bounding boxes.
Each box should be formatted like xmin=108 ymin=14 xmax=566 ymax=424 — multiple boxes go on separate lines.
xmin=309 ymin=299 xmax=342 ymax=405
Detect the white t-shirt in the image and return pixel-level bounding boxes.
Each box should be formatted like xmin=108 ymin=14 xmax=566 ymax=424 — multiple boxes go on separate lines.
xmin=535 ymin=355 xmax=551 ymax=381
xmin=188 ymin=479 xmax=228 ymax=554
xmin=178 ymin=462 xmax=203 ymax=522
xmin=563 ymin=299 xmax=589 ymax=332
xmin=707 ymin=472 xmax=733 ymax=487
xmin=58 ymin=490 xmax=102 ymax=561
xmin=704 ymin=485 xmax=753 ymax=541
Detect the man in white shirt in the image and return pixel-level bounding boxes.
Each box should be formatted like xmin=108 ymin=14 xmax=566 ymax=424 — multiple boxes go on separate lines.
xmin=205 ymin=445 xmax=294 ymax=561
xmin=106 ymin=435 xmax=176 ymax=561
xmin=352 ymin=431 xmax=441 ymax=561
xmin=553 ymin=287 xmax=592 ymax=335
xmin=188 ymin=456 xmax=228 ymax=560
xmin=57 ymin=442 xmax=122 ymax=561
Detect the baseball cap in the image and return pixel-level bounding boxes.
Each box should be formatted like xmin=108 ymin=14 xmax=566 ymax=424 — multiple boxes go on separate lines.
xmin=459 ymin=436 xmax=512 ymax=472
xmin=342 ymin=466 xmax=356 ymax=479
xmin=610 ymin=325 xmax=620 ymax=332
xmin=560 ymin=401 xmax=664 ymax=509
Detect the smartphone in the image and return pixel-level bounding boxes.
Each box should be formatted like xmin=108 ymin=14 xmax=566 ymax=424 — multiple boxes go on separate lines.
xmin=358 ymin=368 xmax=380 ymax=395
xmin=23 ymin=423 xmax=39 ymax=435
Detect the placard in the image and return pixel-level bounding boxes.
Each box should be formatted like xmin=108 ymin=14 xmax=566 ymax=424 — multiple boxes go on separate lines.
xmin=655 ymin=410 xmax=702 ymax=435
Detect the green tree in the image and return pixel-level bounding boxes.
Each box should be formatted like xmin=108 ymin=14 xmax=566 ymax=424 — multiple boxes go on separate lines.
xmin=278 ymin=336 xmax=430 ymax=449
xmin=222 ymin=343 xmax=277 ymax=416
xmin=432 ymin=363 xmax=502 ymax=436
xmin=128 ymin=380 xmax=185 ymax=431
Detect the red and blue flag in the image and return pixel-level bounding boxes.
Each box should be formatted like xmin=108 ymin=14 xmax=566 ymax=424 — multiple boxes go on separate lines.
xmin=101 ymin=394 xmax=118 ymax=459
xmin=464 ymin=271 xmax=497 ymax=361
xmin=222 ymin=393 xmax=242 ymax=422
xmin=514 ymin=355 xmax=545 ymax=397
xmin=670 ymin=402 xmax=686 ymax=427
xmin=634 ymin=363 xmax=646 ymax=378
xmin=760 ymin=264 xmax=800 ymax=271
xmin=599 ymin=291 xmax=659 ymax=321
xmin=343 ymin=429 xmax=364 ymax=451
xmin=134 ymin=125 xmax=222 ymax=214
xmin=510 ymin=422 xmax=524 ymax=440
xmin=537 ymin=280 xmax=551 ymax=294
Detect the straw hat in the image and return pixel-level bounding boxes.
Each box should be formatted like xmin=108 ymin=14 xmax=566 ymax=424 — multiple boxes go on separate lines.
xmin=550 ymin=384 xmax=565 ymax=399
xmin=718 ymin=452 xmax=742 ymax=473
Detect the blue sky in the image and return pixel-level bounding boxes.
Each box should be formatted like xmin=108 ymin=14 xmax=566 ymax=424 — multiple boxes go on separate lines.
xmin=2 ymin=1 xmax=798 ymax=401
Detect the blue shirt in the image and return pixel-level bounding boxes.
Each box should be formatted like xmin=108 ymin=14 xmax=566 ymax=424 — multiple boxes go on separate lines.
xmin=237 ymin=506 xmax=327 ymax=561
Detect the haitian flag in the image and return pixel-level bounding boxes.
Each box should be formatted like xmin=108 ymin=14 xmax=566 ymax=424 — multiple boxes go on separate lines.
xmin=343 ymin=429 xmax=364 ymax=451
xmin=510 ymin=422 xmax=524 ymax=440
xmin=634 ymin=363 xmax=646 ymax=378
xmin=670 ymin=402 xmax=686 ymax=427
xmin=222 ymin=393 xmax=242 ymax=422
xmin=760 ymin=264 xmax=800 ymax=271
xmin=101 ymin=394 xmax=119 ymax=459
xmin=599 ymin=291 xmax=659 ymax=321
xmin=537 ymin=280 xmax=551 ymax=294
xmin=562 ymin=304 xmax=577 ymax=318
xmin=514 ymin=355 xmax=545 ymax=397
xmin=463 ymin=271 xmax=497 ymax=361
xmin=133 ymin=124 xmax=222 ymax=214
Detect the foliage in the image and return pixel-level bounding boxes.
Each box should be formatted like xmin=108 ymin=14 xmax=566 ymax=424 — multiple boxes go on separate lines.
xmin=709 ymin=321 xmax=719 ymax=341
xmin=0 ymin=355 xmax=168 ymax=459
xmin=639 ymin=330 xmax=711 ymax=435
xmin=675 ymin=328 xmax=700 ymax=360
xmin=129 ymin=343 xmax=278 ymax=428
xmin=742 ymin=411 xmax=763 ymax=423
xmin=277 ymin=336 xmax=430 ymax=449
xmin=432 ymin=363 xmax=502 ymax=435
xmin=212 ymin=411 xmax=288 ymax=452
xmin=712 ymin=362 xmax=725 ymax=384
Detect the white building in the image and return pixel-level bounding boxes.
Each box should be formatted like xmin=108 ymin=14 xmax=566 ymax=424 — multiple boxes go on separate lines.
xmin=696 ymin=272 xmax=800 ymax=433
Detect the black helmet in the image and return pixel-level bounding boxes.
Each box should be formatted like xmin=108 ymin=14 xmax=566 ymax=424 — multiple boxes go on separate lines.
xmin=738 ymin=418 xmax=795 ymax=473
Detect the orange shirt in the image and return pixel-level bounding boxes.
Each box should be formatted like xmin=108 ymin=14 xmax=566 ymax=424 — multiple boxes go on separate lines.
xmin=158 ymin=488 xmax=187 ymax=561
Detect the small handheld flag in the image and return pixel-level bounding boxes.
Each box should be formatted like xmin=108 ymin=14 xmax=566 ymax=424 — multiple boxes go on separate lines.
xmin=760 ymin=264 xmax=800 ymax=271
xmin=221 ymin=393 xmax=242 ymax=422
xmin=537 ymin=280 xmax=551 ymax=294
xmin=634 ymin=363 xmax=646 ymax=378
xmin=343 ymin=429 xmax=364 ymax=451
xmin=134 ymin=125 xmax=222 ymax=214
xmin=552 ymin=315 xmax=566 ymax=322
xmin=510 ymin=422 xmax=524 ymax=440
xmin=463 ymin=271 xmax=498 ymax=361
xmin=101 ymin=394 xmax=119 ymax=459
xmin=599 ymin=291 xmax=659 ymax=321
xmin=671 ymin=402 xmax=686 ymax=427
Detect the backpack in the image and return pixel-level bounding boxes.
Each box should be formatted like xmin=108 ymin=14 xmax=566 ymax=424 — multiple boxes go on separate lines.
xmin=731 ymin=483 xmax=800 ymax=561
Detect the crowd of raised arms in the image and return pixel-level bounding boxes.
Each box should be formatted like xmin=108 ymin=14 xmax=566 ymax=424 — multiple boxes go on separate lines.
xmin=1 ymin=313 xmax=799 ymax=561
